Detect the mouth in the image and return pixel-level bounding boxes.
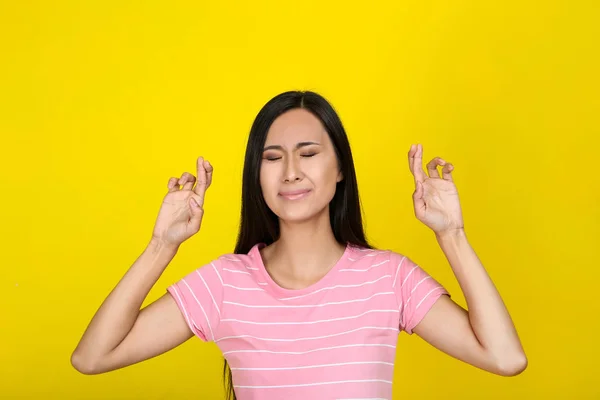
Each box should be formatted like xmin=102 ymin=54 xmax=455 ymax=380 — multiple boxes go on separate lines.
xmin=278 ymin=189 xmax=312 ymax=200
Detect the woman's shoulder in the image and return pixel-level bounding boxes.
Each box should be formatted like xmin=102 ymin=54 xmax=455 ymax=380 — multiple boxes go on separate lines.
xmin=211 ymin=243 xmax=263 ymax=270
xmin=344 ymin=244 xmax=416 ymax=276
xmin=347 ymin=243 xmax=407 ymax=261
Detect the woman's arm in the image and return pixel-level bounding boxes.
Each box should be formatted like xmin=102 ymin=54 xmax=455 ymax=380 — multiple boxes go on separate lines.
xmin=71 ymin=157 xmax=214 ymax=374
xmin=406 ymin=144 xmax=526 ymax=376
xmin=71 ymin=240 xmax=192 ymax=374
xmin=412 ymin=229 xmax=527 ymax=376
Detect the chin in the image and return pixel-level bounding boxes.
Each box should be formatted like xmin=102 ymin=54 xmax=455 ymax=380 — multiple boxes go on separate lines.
xmin=277 ymin=212 xmax=316 ymax=224
xmin=272 ymin=203 xmax=330 ymax=224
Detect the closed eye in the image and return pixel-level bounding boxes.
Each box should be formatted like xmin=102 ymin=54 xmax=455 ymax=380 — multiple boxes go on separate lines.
xmin=262 ymin=152 xmax=317 ymax=161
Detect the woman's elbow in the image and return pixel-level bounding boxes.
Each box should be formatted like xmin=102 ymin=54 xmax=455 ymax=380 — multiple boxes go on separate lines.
xmin=496 ymin=351 xmax=528 ymax=377
xmin=71 ymin=350 xmax=102 ymax=375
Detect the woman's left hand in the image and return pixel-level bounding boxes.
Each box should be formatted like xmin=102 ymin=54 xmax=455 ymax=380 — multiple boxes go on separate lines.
xmin=408 ymin=143 xmax=464 ymax=236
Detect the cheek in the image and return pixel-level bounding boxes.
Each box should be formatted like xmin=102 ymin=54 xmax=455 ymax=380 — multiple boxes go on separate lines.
xmin=310 ymin=158 xmax=339 ymax=186
xmin=259 ymin=169 xmax=268 ymax=194
xmin=259 ymin=165 xmax=277 ymax=196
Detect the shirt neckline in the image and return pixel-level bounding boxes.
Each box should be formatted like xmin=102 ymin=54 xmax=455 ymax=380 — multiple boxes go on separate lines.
xmin=249 ymin=242 xmax=354 ymax=299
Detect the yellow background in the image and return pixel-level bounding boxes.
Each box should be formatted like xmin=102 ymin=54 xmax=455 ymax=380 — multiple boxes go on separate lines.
xmin=1 ymin=0 xmax=598 ymax=398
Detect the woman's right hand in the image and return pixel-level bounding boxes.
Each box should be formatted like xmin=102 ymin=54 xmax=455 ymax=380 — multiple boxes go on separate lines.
xmin=151 ymin=156 xmax=213 ymax=248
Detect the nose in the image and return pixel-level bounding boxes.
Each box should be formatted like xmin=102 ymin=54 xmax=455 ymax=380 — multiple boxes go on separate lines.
xmin=283 ymin=156 xmax=303 ymax=183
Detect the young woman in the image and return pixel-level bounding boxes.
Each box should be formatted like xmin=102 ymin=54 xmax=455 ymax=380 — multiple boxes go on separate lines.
xmin=71 ymin=91 xmax=527 ymax=399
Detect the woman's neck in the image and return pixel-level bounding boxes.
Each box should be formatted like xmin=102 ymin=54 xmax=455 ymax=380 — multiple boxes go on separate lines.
xmin=261 ymin=208 xmax=346 ymax=289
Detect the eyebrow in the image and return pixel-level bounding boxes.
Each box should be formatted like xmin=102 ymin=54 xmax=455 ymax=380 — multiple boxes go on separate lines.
xmin=263 ymin=141 xmax=321 ymax=151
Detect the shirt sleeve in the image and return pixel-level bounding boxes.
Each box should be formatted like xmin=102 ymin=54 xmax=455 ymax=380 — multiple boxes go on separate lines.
xmin=166 ymin=259 xmax=224 ymax=342
xmin=390 ymin=251 xmax=449 ymax=334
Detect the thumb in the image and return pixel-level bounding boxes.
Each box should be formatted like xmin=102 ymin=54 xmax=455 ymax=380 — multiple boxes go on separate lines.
xmin=412 ymin=181 xmax=426 ymax=215
xmin=188 ymin=197 xmax=204 ymax=232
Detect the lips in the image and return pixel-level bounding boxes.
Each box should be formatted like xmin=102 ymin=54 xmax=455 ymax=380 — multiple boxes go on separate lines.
xmin=278 ymin=189 xmax=312 ymax=200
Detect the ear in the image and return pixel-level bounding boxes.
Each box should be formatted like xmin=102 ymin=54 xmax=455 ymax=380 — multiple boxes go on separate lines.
xmin=336 ymin=169 xmax=344 ymax=182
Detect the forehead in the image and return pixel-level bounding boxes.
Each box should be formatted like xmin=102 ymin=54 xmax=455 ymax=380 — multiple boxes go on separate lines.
xmin=265 ymin=109 xmax=326 ymax=145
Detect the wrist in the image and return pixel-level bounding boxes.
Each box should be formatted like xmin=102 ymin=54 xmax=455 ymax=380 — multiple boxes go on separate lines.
xmin=435 ymin=229 xmax=470 ymax=262
xmin=435 ymin=227 xmax=467 ymax=243
xmin=148 ymin=237 xmax=180 ymax=256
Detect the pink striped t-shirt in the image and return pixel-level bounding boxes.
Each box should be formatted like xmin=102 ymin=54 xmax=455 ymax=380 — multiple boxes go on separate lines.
xmin=167 ymin=242 xmax=448 ymax=400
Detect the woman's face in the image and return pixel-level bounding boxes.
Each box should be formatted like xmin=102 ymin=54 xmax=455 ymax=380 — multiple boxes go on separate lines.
xmin=260 ymin=108 xmax=343 ymax=223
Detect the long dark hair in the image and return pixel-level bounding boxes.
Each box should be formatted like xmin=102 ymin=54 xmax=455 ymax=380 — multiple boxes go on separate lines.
xmin=224 ymin=90 xmax=372 ymax=400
